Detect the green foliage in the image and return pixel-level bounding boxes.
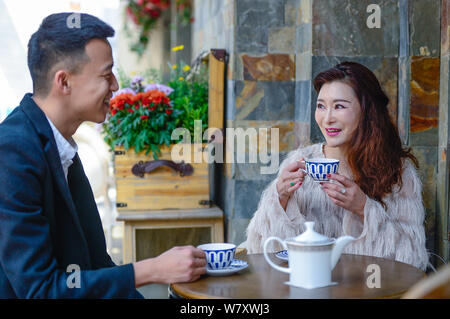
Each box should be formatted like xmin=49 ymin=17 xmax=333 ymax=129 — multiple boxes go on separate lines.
xmin=103 ymin=61 xmax=208 ymax=159
xmin=167 ymin=61 xmax=209 ymax=141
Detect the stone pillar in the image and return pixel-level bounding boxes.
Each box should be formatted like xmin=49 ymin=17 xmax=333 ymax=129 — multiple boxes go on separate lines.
xmin=437 ymin=0 xmax=450 ymax=265
xmin=407 ymin=0 xmax=442 ymax=265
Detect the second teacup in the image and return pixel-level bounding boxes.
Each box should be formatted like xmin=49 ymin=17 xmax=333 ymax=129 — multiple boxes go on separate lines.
xmin=198 ymin=243 xmax=236 ymax=270
xmin=300 ymin=158 xmax=340 ymax=182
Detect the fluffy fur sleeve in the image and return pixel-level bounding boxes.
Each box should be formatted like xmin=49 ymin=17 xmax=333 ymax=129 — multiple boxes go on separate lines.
xmin=342 ymin=160 xmax=429 ymax=270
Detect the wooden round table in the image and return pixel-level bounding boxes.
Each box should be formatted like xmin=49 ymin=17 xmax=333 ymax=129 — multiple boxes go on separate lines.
xmin=170 ymin=253 xmax=426 ymax=299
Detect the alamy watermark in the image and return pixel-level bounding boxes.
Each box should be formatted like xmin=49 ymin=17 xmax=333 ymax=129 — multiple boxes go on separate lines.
xmin=366 ymin=4 xmax=381 ymax=29
xmin=66 ymin=264 xmax=81 ymax=289
xmin=366 ymin=263 xmax=381 ymax=288
xmin=66 ymin=13 xmax=81 ymax=29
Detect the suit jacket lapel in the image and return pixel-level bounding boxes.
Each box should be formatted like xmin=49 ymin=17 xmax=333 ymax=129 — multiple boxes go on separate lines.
xmin=20 ymin=94 xmax=89 ymax=251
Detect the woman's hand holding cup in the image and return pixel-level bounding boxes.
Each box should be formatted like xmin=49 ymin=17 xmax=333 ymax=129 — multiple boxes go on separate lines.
xmin=276 ymin=157 xmax=307 ymax=211
xmin=320 ymin=173 xmax=366 ymax=220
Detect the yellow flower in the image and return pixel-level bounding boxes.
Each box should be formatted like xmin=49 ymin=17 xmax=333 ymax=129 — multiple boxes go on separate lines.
xmin=178 ymin=77 xmax=184 ymax=81
xmin=130 ymin=70 xmax=137 ymax=76
xmin=172 ymin=64 xmax=177 ymax=69
xmin=182 ymin=65 xmax=191 ymax=72
xmin=171 ymin=45 xmax=184 ymax=51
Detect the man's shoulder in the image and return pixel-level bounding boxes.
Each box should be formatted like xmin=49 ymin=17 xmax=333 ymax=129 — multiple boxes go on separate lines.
xmin=0 ymin=106 xmax=42 ymax=153
xmin=0 ymin=107 xmax=32 ymax=142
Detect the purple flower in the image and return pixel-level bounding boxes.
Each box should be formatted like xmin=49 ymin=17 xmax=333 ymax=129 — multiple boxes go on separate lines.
xmin=130 ymin=76 xmax=145 ymax=92
xmin=131 ymin=76 xmax=144 ymax=85
xmin=144 ymin=83 xmax=174 ymax=96
xmin=113 ymin=88 xmax=135 ymax=97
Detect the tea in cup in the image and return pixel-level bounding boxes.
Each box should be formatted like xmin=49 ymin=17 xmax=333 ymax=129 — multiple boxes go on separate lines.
xmin=300 ymin=158 xmax=339 ymax=182
xmin=198 ymin=243 xmax=236 ymax=269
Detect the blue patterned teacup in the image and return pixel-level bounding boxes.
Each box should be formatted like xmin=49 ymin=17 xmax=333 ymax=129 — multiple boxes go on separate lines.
xmin=301 ymin=158 xmax=340 ymax=182
xmin=198 ymin=243 xmax=236 ymax=270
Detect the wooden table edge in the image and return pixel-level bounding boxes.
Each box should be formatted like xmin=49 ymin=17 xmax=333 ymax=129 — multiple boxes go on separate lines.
xmin=169 ymin=283 xmax=228 ymax=299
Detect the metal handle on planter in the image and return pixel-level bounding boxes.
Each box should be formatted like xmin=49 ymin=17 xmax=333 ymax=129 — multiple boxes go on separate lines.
xmin=131 ymin=160 xmax=194 ymax=178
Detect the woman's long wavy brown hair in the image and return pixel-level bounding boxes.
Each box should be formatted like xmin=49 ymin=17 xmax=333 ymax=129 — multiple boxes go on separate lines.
xmin=313 ymin=61 xmax=418 ymax=209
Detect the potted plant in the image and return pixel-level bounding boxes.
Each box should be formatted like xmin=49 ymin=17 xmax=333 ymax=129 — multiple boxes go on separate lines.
xmin=103 ymin=61 xmax=211 ymax=211
xmin=103 ymin=74 xmax=181 ymax=159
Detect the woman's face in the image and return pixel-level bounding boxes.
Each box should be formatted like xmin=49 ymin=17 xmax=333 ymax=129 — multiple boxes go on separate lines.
xmin=315 ymin=81 xmax=361 ymax=150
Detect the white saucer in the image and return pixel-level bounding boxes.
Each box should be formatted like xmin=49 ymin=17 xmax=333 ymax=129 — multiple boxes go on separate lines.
xmin=206 ymin=259 xmax=248 ymax=276
xmin=275 ymin=250 xmax=289 ymax=262
xmin=284 ymin=281 xmax=338 ymax=289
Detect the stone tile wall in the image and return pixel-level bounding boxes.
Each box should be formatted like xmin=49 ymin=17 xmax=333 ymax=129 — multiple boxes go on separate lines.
xmin=193 ymin=0 xmax=449 ymax=264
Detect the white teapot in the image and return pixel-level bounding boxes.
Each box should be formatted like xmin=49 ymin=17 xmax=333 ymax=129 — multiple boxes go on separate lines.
xmin=263 ymin=221 xmax=355 ymax=289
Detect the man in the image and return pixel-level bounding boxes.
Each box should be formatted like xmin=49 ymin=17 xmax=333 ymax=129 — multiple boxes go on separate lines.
xmin=0 ymin=12 xmax=206 ymax=298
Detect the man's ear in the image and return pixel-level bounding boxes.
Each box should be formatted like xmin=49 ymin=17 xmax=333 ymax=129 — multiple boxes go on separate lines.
xmin=53 ymin=70 xmax=71 ymax=95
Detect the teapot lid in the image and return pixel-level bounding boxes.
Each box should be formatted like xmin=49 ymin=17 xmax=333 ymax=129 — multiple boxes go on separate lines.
xmin=292 ymin=221 xmax=334 ymax=245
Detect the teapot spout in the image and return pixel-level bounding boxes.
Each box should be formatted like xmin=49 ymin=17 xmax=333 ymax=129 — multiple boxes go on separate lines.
xmin=330 ymin=236 xmax=355 ymax=270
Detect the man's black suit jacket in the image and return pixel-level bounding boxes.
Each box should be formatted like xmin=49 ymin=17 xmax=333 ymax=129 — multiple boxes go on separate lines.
xmin=0 ymin=94 xmax=143 ymax=298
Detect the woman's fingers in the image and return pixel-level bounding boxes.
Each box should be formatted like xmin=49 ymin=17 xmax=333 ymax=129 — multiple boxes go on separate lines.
xmin=321 ymin=180 xmax=347 ymax=193
xmin=285 ymin=160 xmax=303 ymax=172
xmin=321 ymin=185 xmax=346 ymax=201
xmin=320 ymin=175 xmax=366 ymax=216
xmin=283 ymin=170 xmax=306 ymax=182
xmin=284 ymin=157 xmax=306 ymax=173
xmin=277 ymin=157 xmax=307 ymax=199
xmin=328 ymin=173 xmax=352 ymax=187
xmin=288 ymin=180 xmax=303 ymax=192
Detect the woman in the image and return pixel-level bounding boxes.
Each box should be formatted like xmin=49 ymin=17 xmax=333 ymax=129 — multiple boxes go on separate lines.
xmin=246 ymin=61 xmax=429 ymax=271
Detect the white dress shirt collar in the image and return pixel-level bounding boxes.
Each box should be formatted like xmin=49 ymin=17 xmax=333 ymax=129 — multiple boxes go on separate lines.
xmin=45 ymin=116 xmax=78 ymax=182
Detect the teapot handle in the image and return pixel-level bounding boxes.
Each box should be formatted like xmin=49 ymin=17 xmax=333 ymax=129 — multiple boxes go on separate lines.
xmin=263 ymin=237 xmax=291 ymax=274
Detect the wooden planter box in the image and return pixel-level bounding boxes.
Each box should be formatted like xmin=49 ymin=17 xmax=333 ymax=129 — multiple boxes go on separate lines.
xmin=114 ymin=143 xmax=211 ymax=211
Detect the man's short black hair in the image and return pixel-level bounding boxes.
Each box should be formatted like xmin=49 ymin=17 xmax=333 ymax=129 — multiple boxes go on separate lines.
xmin=27 ymin=12 xmax=115 ymax=97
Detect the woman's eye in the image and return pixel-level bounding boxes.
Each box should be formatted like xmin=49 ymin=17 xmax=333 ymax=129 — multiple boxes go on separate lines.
xmin=317 ymin=104 xmax=325 ymax=109
xmin=335 ymin=104 xmax=345 ymax=109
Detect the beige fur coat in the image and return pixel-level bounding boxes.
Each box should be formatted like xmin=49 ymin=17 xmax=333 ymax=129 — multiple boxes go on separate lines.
xmin=246 ymin=143 xmax=429 ymax=271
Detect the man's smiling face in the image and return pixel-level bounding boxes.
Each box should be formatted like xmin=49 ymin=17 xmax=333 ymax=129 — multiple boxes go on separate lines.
xmin=68 ymin=38 xmax=118 ymax=124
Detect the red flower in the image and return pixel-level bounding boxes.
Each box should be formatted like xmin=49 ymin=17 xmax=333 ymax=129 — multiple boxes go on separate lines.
xmin=111 ymin=109 xmax=117 ymax=116
xmin=127 ymin=108 xmax=134 ymax=113
xmin=149 ymin=9 xmax=160 ymax=18
xmin=126 ymin=7 xmax=139 ymax=25
xmin=120 ymin=100 xmax=126 ymax=110
xmin=140 ymin=115 xmax=149 ymax=121
xmin=165 ymin=109 xmax=172 ymax=115
xmin=132 ymin=92 xmax=144 ymax=104
xmin=110 ymin=93 xmax=132 ymax=111
xmin=154 ymin=96 xmax=162 ymax=104
xmin=142 ymin=97 xmax=151 ymax=106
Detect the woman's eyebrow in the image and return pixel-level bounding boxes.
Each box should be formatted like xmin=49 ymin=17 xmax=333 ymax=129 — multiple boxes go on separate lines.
xmin=317 ymin=98 xmax=351 ymax=103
